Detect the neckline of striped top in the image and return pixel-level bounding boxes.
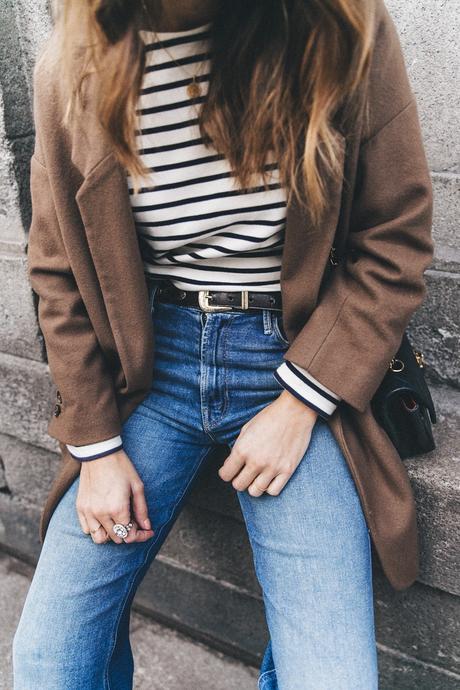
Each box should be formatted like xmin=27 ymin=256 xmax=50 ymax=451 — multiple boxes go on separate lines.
xmin=139 ymin=21 xmax=212 ymax=43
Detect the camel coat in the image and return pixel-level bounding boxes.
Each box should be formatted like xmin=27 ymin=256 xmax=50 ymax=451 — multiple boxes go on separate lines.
xmin=27 ymin=0 xmax=434 ymax=591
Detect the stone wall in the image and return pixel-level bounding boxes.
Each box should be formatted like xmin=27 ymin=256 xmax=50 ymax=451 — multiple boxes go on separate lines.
xmin=0 ymin=2 xmax=459 ymax=687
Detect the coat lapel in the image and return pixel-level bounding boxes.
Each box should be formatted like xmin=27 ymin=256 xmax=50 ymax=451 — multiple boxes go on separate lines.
xmin=75 ymin=152 xmax=154 ymax=393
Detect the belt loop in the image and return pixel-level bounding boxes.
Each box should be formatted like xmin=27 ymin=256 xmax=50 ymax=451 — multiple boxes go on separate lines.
xmin=262 ymin=309 xmax=273 ymax=335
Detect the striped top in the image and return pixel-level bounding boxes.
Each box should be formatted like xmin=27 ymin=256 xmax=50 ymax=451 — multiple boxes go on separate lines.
xmin=65 ymin=21 xmax=341 ymax=462
xmin=128 ymin=22 xmax=287 ymax=291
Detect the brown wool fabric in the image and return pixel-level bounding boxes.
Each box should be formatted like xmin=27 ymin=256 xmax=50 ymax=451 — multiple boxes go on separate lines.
xmin=27 ymin=0 xmax=434 ymax=590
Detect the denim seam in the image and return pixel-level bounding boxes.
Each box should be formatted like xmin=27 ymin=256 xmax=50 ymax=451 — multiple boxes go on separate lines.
xmin=199 ymin=312 xmax=214 ymax=440
xmin=220 ymin=313 xmax=236 ymax=419
xmin=258 ymin=668 xmax=276 ymax=689
xmin=103 ymin=445 xmax=215 ymax=689
xmin=262 ymin=308 xmax=273 ymax=335
xmin=199 ymin=315 xmax=222 ymax=442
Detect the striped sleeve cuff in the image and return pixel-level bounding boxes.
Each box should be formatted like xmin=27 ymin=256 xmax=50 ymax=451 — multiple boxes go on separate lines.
xmin=274 ymin=361 xmax=341 ymax=419
xmin=66 ymin=435 xmax=123 ymax=461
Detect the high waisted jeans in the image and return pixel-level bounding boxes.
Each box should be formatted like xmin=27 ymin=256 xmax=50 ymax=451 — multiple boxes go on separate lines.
xmin=13 ymin=278 xmax=378 ymax=690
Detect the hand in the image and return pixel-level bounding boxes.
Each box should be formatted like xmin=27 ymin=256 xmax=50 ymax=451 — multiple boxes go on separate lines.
xmin=76 ymin=448 xmax=154 ymax=544
xmin=219 ymin=390 xmax=318 ymax=497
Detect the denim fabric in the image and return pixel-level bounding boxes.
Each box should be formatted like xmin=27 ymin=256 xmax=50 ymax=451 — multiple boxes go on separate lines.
xmin=13 ymin=278 xmax=378 ymax=689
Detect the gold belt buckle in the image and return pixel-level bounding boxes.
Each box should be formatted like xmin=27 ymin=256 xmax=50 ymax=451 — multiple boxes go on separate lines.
xmin=198 ymin=290 xmax=250 ymax=312
xmin=198 ymin=290 xmax=232 ymax=312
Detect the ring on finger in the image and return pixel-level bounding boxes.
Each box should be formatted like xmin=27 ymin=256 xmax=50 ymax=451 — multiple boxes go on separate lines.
xmin=89 ymin=525 xmax=109 ymax=543
xmin=112 ymin=522 xmax=133 ymax=539
xmin=90 ymin=523 xmax=103 ymax=535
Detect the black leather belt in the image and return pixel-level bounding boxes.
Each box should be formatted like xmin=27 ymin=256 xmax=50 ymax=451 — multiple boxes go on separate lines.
xmin=150 ymin=278 xmax=283 ymax=313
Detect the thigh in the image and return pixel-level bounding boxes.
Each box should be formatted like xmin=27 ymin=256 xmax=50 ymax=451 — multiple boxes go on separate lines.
xmin=237 ymin=418 xmax=378 ymax=690
xmin=13 ymin=401 xmax=213 ymax=690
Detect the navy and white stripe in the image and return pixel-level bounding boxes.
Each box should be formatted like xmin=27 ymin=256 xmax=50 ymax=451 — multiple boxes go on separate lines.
xmin=129 ymin=22 xmax=287 ymax=292
xmin=274 ymin=362 xmax=340 ymax=419
xmin=66 ymin=435 xmax=123 ymax=461
xmin=67 ymin=22 xmax=340 ymax=461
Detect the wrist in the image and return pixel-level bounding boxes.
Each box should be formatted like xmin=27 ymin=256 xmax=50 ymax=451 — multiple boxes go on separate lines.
xmin=277 ymin=389 xmax=319 ymax=418
xmin=79 ymin=448 xmax=125 ymax=469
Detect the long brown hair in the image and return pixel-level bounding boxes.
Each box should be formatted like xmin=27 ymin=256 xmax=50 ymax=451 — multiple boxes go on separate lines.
xmin=48 ymin=0 xmax=375 ymax=224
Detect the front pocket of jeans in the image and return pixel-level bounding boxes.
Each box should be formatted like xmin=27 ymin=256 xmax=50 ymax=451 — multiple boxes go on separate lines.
xmin=272 ymin=312 xmax=290 ymax=347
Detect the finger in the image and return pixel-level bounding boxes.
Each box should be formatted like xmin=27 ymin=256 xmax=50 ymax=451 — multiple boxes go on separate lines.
xmin=231 ymin=464 xmax=265 ymax=492
xmin=131 ymin=480 xmax=152 ymax=532
xmin=218 ymin=449 xmax=246 ymax=482
xmin=123 ymin=520 xmax=154 ymax=544
xmin=100 ymin=515 xmax=125 ymax=545
xmin=247 ymin=470 xmax=275 ymax=497
xmin=109 ymin=503 xmax=134 ymax=544
xmin=87 ymin=516 xmax=109 ymax=545
xmin=121 ymin=519 xmax=139 ymax=544
xmin=264 ymin=473 xmax=291 ymax=496
xmin=77 ymin=507 xmax=90 ymax=535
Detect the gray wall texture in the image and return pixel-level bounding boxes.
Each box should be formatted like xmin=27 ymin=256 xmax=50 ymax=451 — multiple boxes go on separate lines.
xmin=0 ymin=1 xmax=459 ymax=688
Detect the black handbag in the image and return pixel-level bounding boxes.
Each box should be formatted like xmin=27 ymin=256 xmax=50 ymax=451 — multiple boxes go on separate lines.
xmin=371 ymin=332 xmax=437 ymax=459
xmin=325 ymin=246 xmax=436 ymax=459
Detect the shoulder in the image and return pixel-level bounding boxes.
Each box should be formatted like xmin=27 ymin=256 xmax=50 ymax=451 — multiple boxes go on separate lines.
xmin=32 ymin=34 xmax=62 ymax=124
xmin=363 ymin=0 xmax=415 ymax=141
xmin=31 ymin=30 xmax=76 ymax=164
xmin=31 ymin=29 xmax=103 ymax=172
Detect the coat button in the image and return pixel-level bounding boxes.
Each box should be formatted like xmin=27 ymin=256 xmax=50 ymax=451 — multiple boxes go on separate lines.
xmin=53 ymin=403 xmax=61 ymax=417
xmin=56 ymin=390 xmax=62 ymax=404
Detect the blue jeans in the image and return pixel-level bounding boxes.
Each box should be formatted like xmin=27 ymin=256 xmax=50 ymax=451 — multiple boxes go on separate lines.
xmin=13 ymin=279 xmax=378 ymax=689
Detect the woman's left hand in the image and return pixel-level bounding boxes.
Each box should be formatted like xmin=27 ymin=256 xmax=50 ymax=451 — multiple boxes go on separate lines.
xmin=218 ymin=390 xmax=318 ymax=497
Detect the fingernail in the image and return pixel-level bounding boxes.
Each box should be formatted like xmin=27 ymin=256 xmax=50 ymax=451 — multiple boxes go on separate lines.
xmin=143 ymin=519 xmax=151 ymax=530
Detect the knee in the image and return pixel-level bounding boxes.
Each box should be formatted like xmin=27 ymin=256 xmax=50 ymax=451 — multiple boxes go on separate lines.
xmin=12 ymin=621 xmax=35 ymax=682
xmin=12 ymin=614 xmax=61 ymax=678
xmin=12 ymin=619 xmax=41 ymax=673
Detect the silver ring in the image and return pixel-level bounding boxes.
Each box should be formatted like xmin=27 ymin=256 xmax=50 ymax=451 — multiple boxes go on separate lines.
xmin=112 ymin=522 xmax=133 ymax=539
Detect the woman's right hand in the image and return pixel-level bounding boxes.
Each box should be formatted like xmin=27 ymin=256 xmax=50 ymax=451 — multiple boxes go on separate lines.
xmin=76 ymin=449 xmax=154 ymax=545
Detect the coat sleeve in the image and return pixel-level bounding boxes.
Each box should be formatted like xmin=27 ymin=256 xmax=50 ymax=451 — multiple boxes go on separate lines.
xmin=27 ymin=154 xmax=123 ymax=446
xmin=279 ymin=0 xmax=434 ymax=413
xmin=27 ymin=46 xmax=124 ymax=447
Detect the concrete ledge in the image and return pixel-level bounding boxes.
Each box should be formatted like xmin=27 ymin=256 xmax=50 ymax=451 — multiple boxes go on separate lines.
xmin=405 ymin=385 xmax=460 ymax=595
xmin=0 ymin=383 xmax=458 ymax=687
xmin=378 ymin=645 xmax=460 ymax=690
xmin=0 ymin=253 xmax=42 ymax=360
xmin=409 ymin=270 xmax=460 ymax=387
xmin=136 ymin=556 xmax=267 ymax=666
xmin=431 ymin=173 xmax=460 ymax=272
xmin=375 ymin=575 xmax=460 ymax=676
xmin=0 ymin=383 xmax=458 ymax=596
xmin=0 ymin=352 xmax=57 ymax=452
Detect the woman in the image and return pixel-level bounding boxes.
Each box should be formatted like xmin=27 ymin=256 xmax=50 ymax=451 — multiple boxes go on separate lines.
xmin=13 ymin=0 xmax=433 ymax=688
